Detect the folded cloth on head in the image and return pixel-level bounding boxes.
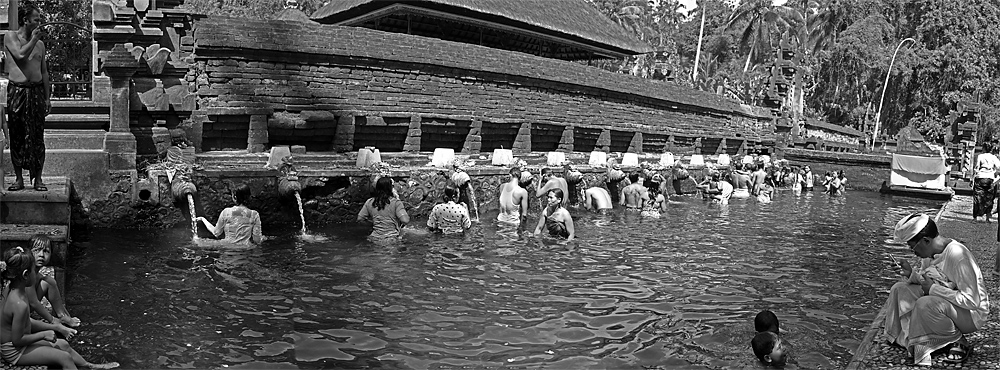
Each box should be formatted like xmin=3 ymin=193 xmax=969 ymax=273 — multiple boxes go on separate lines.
xmin=894 ymin=213 xmax=929 ymax=244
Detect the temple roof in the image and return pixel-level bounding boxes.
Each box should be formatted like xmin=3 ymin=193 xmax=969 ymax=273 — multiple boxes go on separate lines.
xmin=311 ymin=0 xmax=653 ymax=60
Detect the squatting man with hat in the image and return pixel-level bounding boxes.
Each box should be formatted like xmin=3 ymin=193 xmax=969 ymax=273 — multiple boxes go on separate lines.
xmin=881 ymin=213 xmax=989 ymax=366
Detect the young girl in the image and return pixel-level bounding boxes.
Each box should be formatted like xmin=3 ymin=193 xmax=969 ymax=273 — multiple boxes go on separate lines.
xmin=197 ymin=184 xmax=265 ymax=246
xmin=1 ymin=247 xmax=119 ymax=369
xmin=533 ymin=189 xmax=575 ymax=241
xmin=29 ymin=235 xmax=81 ymax=327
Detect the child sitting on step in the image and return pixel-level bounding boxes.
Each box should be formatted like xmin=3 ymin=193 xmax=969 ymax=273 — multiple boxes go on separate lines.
xmin=29 ymin=235 xmax=81 ymax=328
xmin=1 ymin=246 xmax=119 ymax=369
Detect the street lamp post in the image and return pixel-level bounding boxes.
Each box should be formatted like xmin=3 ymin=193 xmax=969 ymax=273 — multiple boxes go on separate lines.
xmin=872 ymin=37 xmax=916 ymax=152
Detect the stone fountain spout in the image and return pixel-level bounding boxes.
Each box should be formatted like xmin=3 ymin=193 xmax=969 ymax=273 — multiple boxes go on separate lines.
xmin=170 ymin=177 xmax=197 ymax=202
xmin=278 ymin=174 xmax=302 ymax=198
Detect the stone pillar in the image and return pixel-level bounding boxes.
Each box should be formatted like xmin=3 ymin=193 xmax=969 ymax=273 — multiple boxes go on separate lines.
xmin=248 ymin=114 xmax=268 ymax=153
xmin=102 ymin=44 xmax=139 ymax=172
xmin=462 ymin=118 xmax=482 ymax=154
xmin=333 ymin=113 xmax=355 ymax=152
xmin=596 ymin=129 xmax=611 ymax=152
xmin=737 ymin=139 xmax=747 ymax=155
xmin=512 ymin=122 xmax=531 ymax=153
xmin=557 ymin=126 xmax=574 ymax=152
xmin=403 ymin=115 xmax=421 ymax=152
xmin=627 ymin=132 xmax=643 ymax=154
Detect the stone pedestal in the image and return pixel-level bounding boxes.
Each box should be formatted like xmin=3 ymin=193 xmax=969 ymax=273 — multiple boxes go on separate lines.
xmin=557 ymin=126 xmax=574 ymax=152
xmin=103 ymin=44 xmax=139 ymax=173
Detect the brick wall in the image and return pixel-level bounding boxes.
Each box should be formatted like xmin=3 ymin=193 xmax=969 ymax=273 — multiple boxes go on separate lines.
xmin=187 ymin=17 xmax=774 ymax=154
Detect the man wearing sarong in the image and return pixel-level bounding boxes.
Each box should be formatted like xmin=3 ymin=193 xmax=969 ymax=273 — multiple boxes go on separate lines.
xmin=973 ymin=142 xmax=1000 ymax=222
xmin=4 ymin=4 xmax=50 ymax=192
xmin=883 ymin=213 xmax=989 ymax=366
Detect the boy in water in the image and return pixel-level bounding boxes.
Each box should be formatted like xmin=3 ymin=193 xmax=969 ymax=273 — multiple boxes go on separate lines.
xmin=751 ymin=310 xmax=789 ymax=367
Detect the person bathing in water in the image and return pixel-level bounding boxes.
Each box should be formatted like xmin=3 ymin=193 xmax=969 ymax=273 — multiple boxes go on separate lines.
xmin=582 ymin=181 xmax=613 ymax=214
xmin=621 ymin=172 xmax=649 ymax=211
xmin=536 ymin=168 xmax=569 ymax=208
xmin=730 ymin=164 xmax=752 ymax=199
xmin=497 ymin=167 xmax=529 ymax=225
xmin=197 ymin=184 xmax=265 ymax=246
xmin=751 ymin=310 xmax=789 ymax=367
xmin=533 ymin=189 xmax=574 ymax=241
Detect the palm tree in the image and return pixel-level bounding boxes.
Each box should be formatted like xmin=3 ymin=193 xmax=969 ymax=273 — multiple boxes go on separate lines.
xmin=725 ymin=0 xmax=797 ymax=73
xmin=807 ymin=0 xmax=848 ymax=54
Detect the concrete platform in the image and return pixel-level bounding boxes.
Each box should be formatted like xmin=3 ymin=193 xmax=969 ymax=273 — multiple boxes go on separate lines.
xmin=1 ymin=176 xmax=71 ymax=226
xmin=847 ymin=195 xmax=1000 ymax=369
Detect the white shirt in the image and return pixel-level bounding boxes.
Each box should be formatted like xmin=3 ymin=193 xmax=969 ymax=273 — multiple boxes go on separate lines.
xmin=975 ymin=153 xmax=1000 ymax=179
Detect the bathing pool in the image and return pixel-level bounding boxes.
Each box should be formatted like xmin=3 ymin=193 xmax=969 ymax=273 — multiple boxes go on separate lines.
xmin=65 ymin=190 xmax=944 ymax=369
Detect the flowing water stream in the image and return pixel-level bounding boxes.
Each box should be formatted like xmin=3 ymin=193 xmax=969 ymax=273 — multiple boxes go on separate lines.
xmin=187 ymin=193 xmax=198 ymax=239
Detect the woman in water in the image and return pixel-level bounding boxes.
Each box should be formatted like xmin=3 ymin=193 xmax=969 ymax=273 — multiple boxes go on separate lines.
xmin=641 ymin=176 xmax=668 ymax=217
xmin=427 ymin=186 xmax=471 ymax=234
xmin=357 ymin=177 xmax=410 ymax=242
xmin=197 ymin=184 xmax=264 ymax=246
xmin=533 ymin=188 xmax=575 ymax=241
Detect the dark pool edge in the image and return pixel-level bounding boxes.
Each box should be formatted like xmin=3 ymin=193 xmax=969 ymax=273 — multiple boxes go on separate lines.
xmin=845 ymin=303 xmax=890 ymax=370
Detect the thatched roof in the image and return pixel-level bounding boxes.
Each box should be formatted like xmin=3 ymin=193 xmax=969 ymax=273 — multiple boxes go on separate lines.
xmin=274 ymin=8 xmax=316 ymax=23
xmin=311 ymin=0 xmax=652 ymax=58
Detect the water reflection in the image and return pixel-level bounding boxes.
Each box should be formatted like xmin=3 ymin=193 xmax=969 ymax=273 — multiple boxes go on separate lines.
xmin=65 ymin=191 xmax=944 ymax=369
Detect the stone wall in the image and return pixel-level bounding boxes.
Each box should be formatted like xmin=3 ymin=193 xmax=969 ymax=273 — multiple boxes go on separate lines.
xmin=185 ymin=17 xmax=774 ymax=156
xmin=782 ymin=148 xmax=891 ymax=192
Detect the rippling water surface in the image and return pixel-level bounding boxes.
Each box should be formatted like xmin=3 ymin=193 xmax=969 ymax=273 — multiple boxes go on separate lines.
xmin=66 ymin=190 xmax=946 ymax=369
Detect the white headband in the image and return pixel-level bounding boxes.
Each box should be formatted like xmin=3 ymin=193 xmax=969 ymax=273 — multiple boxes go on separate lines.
xmin=894 ymin=213 xmax=929 ymax=244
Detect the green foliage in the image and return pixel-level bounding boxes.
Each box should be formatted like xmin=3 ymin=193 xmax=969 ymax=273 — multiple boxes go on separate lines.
xmin=182 ymin=0 xmax=328 ymax=19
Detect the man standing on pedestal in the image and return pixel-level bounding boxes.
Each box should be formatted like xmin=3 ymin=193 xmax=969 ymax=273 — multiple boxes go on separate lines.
xmin=4 ymin=3 xmax=49 ymax=191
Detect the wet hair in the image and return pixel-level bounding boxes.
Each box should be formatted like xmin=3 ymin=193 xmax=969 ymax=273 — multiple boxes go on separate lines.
xmin=232 ymin=184 xmax=252 ymax=205
xmin=443 ymin=186 xmax=459 ymax=202
xmin=18 ymin=2 xmax=39 ymax=26
xmin=548 ymin=188 xmax=565 ymax=201
xmin=373 ymin=177 xmax=394 ymax=211
xmin=30 ymin=234 xmax=51 ymax=252
xmin=984 ymin=142 xmax=994 ymax=154
xmin=755 ymin=310 xmax=779 ymax=333
xmin=628 ymin=172 xmax=640 ymax=183
xmin=509 ymin=167 xmax=521 ymax=178
xmin=540 ymin=168 xmax=553 ymax=178
xmin=1 ymin=247 xmax=34 ymax=288
xmin=904 ymin=213 xmax=940 ymax=242
xmin=751 ymin=331 xmax=779 ymax=363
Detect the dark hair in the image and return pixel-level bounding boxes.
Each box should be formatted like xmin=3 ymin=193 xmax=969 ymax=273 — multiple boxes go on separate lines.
xmin=509 ymin=167 xmax=521 ymax=178
xmin=983 ymin=142 xmax=994 ymax=154
xmin=751 ymin=331 xmax=779 ymax=363
xmin=906 ymin=214 xmax=940 ymax=242
xmin=232 ymin=184 xmax=252 ymax=205
xmin=373 ymin=177 xmax=394 ymax=211
xmin=1 ymin=247 xmax=35 ymax=288
xmin=18 ymin=3 xmax=39 ymax=26
xmin=541 ymin=168 xmax=553 ymax=178
xmin=628 ymin=172 xmax=640 ymax=183
xmin=443 ymin=186 xmax=459 ymax=202
xmin=755 ymin=310 xmax=779 ymax=334
xmin=549 ymin=188 xmax=564 ymax=201
xmin=30 ymin=234 xmax=51 ymax=252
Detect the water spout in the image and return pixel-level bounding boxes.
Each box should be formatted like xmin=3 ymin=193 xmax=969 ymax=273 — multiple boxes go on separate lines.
xmin=187 ymin=193 xmax=198 ymax=239
xmin=464 ymin=183 xmax=480 ymax=223
xmin=170 ymin=177 xmax=198 ymax=239
xmin=278 ymin=175 xmax=305 ymax=233
xmin=294 ymin=191 xmax=307 ymax=234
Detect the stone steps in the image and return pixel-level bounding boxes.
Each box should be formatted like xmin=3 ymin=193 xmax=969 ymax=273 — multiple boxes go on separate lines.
xmin=1 ymin=176 xmax=71 ymax=226
xmin=45 ymin=129 xmax=108 ymax=150
xmin=46 ymin=113 xmax=110 ymax=130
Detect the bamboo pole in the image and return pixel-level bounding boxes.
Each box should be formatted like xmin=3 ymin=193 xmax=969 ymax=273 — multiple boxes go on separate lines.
xmin=692 ymin=1 xmax=706 ymax=82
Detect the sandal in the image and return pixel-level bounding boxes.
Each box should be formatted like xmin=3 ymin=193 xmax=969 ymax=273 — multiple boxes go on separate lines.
xmin=942 ymin=341 xmax=973 ymax=364
xmin=7 ymin=182 xmax=24 ymax=191
xmin=33 ymin=184 xmax=48 ymax=192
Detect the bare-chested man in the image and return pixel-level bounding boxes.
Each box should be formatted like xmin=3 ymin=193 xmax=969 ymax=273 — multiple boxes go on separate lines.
xmin=750 ymin=164 xmax=767 ymax=196
xmin=5 ymin=4 xmax=50 ymax=192
xmin=583 ymin=185 xmax=613 ymax=213
xmin=730 ymin=164 xmax=752 ymax=199
xmin=536 ymin=168 xmax=569 ymax=207
xmin=620 ymin=172 xmax=649 ymax=211
xmin=497 ymin=167 xmax=528 ymax=224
